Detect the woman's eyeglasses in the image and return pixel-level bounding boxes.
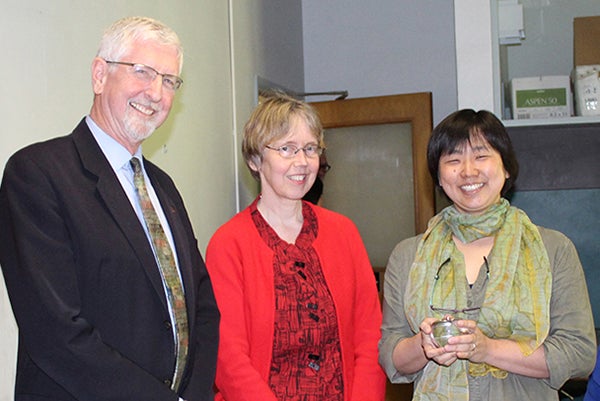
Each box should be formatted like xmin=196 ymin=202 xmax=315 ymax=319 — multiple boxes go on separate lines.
xmin=429 ymin=256 xmax=489 ymax=315
xmin=265 ymin=143 xmax=324 ymax=159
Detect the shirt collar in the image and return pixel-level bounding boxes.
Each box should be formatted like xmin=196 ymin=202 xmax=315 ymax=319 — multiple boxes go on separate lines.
xmin=85 ymin=115 xmax=143 ymax=171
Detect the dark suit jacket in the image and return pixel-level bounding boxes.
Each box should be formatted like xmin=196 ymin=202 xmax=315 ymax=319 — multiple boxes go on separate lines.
xmin=0 ymin=119 xmax=220 ymax=401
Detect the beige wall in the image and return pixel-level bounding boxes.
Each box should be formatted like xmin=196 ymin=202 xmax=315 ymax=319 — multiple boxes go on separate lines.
xmin=229 ymin=1 xmax=305 ymax=208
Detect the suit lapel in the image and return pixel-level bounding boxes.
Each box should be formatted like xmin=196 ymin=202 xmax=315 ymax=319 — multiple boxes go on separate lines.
xmin=71 ymin=120 xmax=169 ymax=312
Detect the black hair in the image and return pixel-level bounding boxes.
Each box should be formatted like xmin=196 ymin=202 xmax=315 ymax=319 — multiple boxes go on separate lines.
xmin=427 ymin=109 xmax=519 ymax=196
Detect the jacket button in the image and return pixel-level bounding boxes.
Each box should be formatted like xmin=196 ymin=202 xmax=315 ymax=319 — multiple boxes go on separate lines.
xmin=164 ymin=320 xmax=172 ymax=329
xmin=163 ymin=379 xmax=172 ymax=387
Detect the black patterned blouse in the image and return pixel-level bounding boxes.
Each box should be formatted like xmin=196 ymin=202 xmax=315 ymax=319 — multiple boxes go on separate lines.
xmin=251 ymin=202 xmax=344 ymax=400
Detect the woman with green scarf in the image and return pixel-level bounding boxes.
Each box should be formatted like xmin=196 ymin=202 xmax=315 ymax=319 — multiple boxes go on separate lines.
xmin=378 ymin=109 xmax=596 ymax=400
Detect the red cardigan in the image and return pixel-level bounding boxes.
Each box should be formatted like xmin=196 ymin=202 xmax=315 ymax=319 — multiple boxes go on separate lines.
xmin=205 ymin=201 xmax=386 ymax=401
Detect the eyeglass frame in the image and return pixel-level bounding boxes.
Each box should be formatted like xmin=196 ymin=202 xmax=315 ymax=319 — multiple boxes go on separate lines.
xmin=429 ymin=256 xmax=490 ymax=315
xmin=319 ymin=163 xmax=332 ymax=173
xmin=265 ymin=143 xmax=324 ymax=159
xmin=104 ymin=60 xmax=183 ymax=91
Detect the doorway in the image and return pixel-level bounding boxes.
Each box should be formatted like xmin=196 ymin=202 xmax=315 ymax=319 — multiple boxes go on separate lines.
xmin=310 ymin=93 xmax=435 ymax=269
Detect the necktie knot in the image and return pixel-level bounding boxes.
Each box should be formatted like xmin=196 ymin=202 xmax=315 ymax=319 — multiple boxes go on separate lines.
xmin=130 ymin=157 xmax=142 ymax=174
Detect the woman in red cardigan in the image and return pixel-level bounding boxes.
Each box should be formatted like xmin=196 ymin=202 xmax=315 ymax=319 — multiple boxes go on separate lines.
xmin=205 ymin=91 xmax=386 ymax=401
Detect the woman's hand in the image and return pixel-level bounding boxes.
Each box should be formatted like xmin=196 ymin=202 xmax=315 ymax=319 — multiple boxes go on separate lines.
xmin=419 ymin=317 xmax=459 ymax=366
xmin=443 ymin=319 xmax=550 ymax=378
xmin=445 ymin=318 xmax=487 ymax=363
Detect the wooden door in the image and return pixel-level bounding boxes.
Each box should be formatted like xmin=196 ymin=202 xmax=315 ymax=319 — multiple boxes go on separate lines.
xmin=311 ymin=93 xmax=435 ymax=264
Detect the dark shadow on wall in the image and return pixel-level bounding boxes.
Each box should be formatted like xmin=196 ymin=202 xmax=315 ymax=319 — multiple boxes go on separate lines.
xmin=510 ymin=189 xmax=600 ymax=324
xmin=507 ymin=123 xmax=600 ymax=325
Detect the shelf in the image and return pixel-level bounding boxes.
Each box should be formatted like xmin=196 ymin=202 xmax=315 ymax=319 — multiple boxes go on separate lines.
xmin=502 ymin=115 xmax=600 ymax=127
xmin=453 ymin=2 xmax=600 ymax=118
xmin=494 ymin=1 xmax=600 ymax=121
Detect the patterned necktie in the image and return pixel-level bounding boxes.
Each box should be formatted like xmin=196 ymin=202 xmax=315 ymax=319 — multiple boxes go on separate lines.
xmin=130 ymin=157 xmax=188 ymax=392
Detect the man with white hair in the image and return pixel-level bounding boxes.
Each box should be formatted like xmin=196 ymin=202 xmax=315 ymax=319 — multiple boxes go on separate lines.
xmin=0 ymin=16 xmax=219 ymax=401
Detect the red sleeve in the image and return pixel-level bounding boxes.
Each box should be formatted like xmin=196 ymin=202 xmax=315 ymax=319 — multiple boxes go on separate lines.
xmin=205 ymin=216 xmax=278 ymax=401
xmin=346 ymin=223 xmax=386 ymax=401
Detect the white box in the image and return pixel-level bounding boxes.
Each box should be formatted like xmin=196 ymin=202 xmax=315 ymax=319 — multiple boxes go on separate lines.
xmin=509 ymin=76 xmax=573 ymax=120
xmin=572 ymin=65 xmax=600 ymax=116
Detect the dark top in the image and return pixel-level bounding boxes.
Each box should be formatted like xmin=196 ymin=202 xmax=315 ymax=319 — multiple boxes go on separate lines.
xmin=251 ymin=202 xmax=343 ymax=400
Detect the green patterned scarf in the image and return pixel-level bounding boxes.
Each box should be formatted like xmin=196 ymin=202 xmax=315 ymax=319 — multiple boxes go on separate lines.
xmin=404 ymin=199 xmax=551 ymax=401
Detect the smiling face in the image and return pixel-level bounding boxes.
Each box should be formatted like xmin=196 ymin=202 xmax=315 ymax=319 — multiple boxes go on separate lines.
xmin=251 ymin=116 xmax=320 ymax=205
xmin=90 ymin=40 xmax=180 ymax=154
xmin=438 ymin=136 xmax=509 ymax=215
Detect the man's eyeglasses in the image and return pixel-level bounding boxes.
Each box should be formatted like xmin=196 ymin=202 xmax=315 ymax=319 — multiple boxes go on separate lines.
xmin=429 ymin=257 xmax=489 ymax=315
xmin=104 ymin=60 xmax=183 ymax=91
xmin=265 ymin=144 xmax=324 ymax=159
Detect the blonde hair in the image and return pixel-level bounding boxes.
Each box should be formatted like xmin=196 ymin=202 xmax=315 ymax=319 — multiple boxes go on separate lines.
xmin=242 ymin=91 xmax=324 ymax=179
